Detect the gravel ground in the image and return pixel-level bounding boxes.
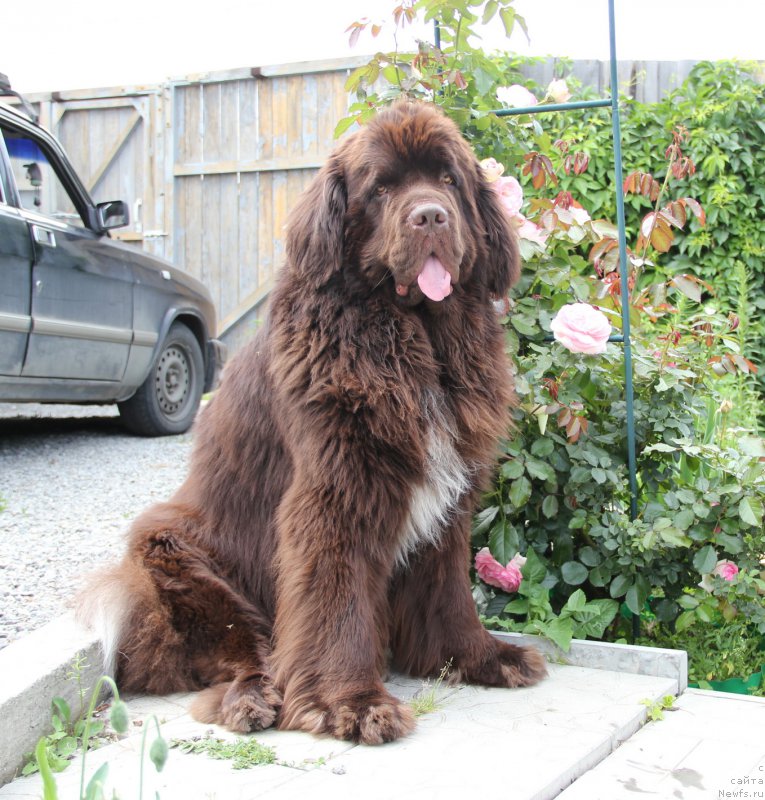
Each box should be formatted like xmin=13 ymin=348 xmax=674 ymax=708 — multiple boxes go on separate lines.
xmin=0 ymin=403 xmax=195 ymax=650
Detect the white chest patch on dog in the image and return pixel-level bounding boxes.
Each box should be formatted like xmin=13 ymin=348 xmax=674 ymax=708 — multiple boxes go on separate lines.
xmin=396 ymin=397 xmax=470 ymax=564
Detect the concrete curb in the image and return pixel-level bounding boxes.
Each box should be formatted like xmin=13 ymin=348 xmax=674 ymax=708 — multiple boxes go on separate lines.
xmin=0 ymin=617 xmax=687 ymax=788
xmin=494 ymin=631 xmax=688 ymax=692
xmin=0 ymin=613 xmax=102 ymax=785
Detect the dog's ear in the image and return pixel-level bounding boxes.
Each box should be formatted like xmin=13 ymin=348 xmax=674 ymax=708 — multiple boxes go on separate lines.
xmin=286 ymin=152 xmax=347 ymax=287
xmin=475 ymin=177 xmax=521 ymax=298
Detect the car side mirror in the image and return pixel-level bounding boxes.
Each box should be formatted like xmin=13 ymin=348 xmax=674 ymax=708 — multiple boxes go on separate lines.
xmin=96 ymin=200 xmax=129 ymax=231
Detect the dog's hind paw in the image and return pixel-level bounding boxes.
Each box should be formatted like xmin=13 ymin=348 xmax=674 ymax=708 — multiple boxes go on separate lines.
xmin=452 ymin=637 xmax=547 ymax=690
xmin=191 ymin=674 xmax=282 ymax=733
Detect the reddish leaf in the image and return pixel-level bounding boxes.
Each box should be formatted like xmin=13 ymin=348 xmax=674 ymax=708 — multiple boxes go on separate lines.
xmin=669 ymin=274 xmax=702 ymax=303
xmin=683 ymin=197 xmax=706 ymax=226
xmin=523 ymin=153 xmax=558 ymax=190
xmin=730 ymin=354 xmax=759 ymax=374
xmin=663 ymin=201 xmax=687 ymax=228
xmin=624 ymin=171 xmax=660 ymax=201
xmin=567 ymin=416 xmax=581 ymax=442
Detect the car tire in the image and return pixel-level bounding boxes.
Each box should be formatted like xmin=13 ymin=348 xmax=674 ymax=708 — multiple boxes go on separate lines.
xmin=118 ymin=322 xmax=204 ymax=436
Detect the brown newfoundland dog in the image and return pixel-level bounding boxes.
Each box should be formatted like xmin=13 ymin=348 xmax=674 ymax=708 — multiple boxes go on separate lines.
xmin=81 ymin=101 xmax=546 ymax=745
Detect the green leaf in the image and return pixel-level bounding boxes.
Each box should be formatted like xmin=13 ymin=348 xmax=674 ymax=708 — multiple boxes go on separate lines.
xmin=530 ymin=438 xmax=555 ymax=457
xmin=541 ymin=495 xmax=559 ymax=518
xmin=525 ymin=458 xmax=556 ymax=482
xmin=51 ymin=698 xmax=71 ymax=726
xmin=501 ymin=459 xmax=524 ymax=480
xmin=498 ymin=6 xmax=517 ymax=37
xmin=658 ymin=527 xmax=692 ymax=547
xmin=609 ymin=574 xmax=632 ymax=598
xmin=561 ymin=561 xmax=588 ymax=585
xmin=675 ymin=610 xmax=697 ymax=632
xmin=625 ymin=582 xmax=648 ymax=616
xmin=509 ymin=476 xmax=532 ymax=508
xmin=575 ymin=599 xmax=619 ymax=638
xmin=511 ymin=315 xmax=539 ymax=336
xmin=542 ymin=617 xmax=574 ymax=651
xmin=521 ymin=548 xmax=546 ymax=584
xmin=716 ymin=532 xmax=744 ymax=554
xmin=739 ymin=496 xmax=763 ymax=527
xmin=693 ymin=545 xmax=717 ymax=575
xmin=489 ymin=520 xmax=520 ymax=566
xmin=333 ymin=115 xmax=357 ymax=139
xmin=677 ymin=594 xmax=699 ymax=610
xmin=472 ymin=506 xmax=498 ymax=537
xmin=481 ymin=0 xmax=499 ymax=24
xmin=674 ymin=509 xmax=696 ymax=530
xmin=503 ymin=598 xmax=529 ymax=615
xmin=578 ymin=546 xmax=601 ymax=567
xmin=565 ymin=589 xmax=587 ymax=613
xmin=55 ymin=737 xmax=78 ymax=758
xmin=588 ymin=564 xmax=612 ymax=587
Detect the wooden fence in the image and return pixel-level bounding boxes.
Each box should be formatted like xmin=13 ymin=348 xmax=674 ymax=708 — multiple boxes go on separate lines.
xmin=23 ymin=57 xmax=699 ymax=352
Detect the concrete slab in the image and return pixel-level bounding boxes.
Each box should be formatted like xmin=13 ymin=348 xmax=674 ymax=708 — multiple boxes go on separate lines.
xmin=0 ymin=663 xmax=679 ymax=800
xmin=558 ymin=688 xmax=765 ymax=799
xmin=0 ymin=614 xmax=102 ymax=785
xmin=0 ymin=614 xmax=690 ymax=788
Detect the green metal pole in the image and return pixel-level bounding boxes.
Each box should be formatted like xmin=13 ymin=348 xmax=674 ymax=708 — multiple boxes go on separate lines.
xmin=607 ymin=0 xmax=639 ymax=523
xmin=607 ymin=0 xmax=641 ymax=640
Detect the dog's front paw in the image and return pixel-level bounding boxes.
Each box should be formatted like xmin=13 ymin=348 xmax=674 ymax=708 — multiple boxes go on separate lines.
xmin=285 ymin=689 xmax=416 ymax=745
xmin=329 ymin=692 xmax=416 ymax=745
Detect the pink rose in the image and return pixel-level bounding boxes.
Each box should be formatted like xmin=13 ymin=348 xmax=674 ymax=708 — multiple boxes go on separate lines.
xmin=475 ymin=547 xmax=525 ymax=593
xmin=493 ymin=175 xmax=524 ymax=217
xmin=496 ymin=84 xmax=538 ymax=108
xmin=713 ymin=560 xmax=739 ymax=581
xmin=547 ymin=78 xmax=571 ymax=103
xmin=480 ymin=157 xmax=505 ymax=183
xmin=699 ymin=559 xmax=740 ymax=591
xmin=550 ymin=303 xmax=611 ymax=355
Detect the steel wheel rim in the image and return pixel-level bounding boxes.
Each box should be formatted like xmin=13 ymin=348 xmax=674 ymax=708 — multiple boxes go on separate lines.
xmin=155 ymin=345 xmax=191 ymax=418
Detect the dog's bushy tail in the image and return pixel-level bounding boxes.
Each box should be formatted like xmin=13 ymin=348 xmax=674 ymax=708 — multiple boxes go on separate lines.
xmin=75 ymin=562 xmax=148 ymax=678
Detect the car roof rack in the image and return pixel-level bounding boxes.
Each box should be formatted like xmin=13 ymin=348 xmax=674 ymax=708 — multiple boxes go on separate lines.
xmin=0 ymin=72 xmax=39 ymax=123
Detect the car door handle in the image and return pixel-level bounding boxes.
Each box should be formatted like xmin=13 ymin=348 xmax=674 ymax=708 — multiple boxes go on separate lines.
xmin=31 ymin=225 xmax=56 ymax=247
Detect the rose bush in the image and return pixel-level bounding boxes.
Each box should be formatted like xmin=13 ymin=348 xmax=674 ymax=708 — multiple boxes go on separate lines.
xmin=342 ymin=1 xmax=765 ymax=656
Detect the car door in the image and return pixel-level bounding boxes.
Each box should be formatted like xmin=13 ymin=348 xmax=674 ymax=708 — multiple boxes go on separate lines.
xmin=2 ymin=121 xmax=134 ymax=381
xmin=0 ymin=130 xmax=32 ymax=375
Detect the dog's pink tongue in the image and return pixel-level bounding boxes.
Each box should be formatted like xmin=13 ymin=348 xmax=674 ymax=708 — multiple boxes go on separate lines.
xmin=417 ymin=256 xmax=452 ymax=301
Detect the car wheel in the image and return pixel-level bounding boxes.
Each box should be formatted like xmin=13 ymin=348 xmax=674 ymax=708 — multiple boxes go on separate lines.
xmin=118 ymin=322 xmax=204 ymax=436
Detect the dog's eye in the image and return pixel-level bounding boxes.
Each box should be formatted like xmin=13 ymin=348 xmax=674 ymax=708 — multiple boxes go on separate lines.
xmin=442 ymin=174 xmax=456 ymax=186
xmin=374 ymin=184 xmax=388 ymax=196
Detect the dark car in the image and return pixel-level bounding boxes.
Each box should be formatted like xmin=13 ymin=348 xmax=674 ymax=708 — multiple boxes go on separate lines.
xmin=0 ymin=75 xmax=225 ymax=435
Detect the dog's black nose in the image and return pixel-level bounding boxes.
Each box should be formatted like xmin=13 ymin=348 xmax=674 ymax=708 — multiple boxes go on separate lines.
xmin=409 ymin=203 xmax=448 ymax=231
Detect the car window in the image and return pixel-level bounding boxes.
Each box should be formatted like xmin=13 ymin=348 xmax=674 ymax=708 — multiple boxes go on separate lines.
xmin=0 ymin=131 xmax=14 ymax=205
xmin=1 ymin=124 xmax=86 ymax=227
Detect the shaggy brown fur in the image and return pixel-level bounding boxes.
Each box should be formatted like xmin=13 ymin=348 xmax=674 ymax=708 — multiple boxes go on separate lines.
xmin=80 ymin=101 xmax=546 ymax=745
